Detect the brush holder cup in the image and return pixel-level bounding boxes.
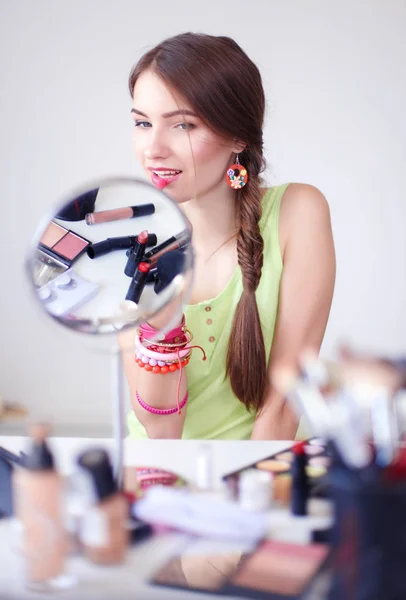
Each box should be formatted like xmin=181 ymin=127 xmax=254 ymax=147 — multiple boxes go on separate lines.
xmin=328 ymin=462 xmax=406 ymax=600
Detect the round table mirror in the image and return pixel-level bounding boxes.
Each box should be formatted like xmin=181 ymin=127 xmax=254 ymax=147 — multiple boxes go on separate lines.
xmin=28 ymin=177 xmax=193 ymax=337
xmin=25 ymin=177 xmax=194 ymax=485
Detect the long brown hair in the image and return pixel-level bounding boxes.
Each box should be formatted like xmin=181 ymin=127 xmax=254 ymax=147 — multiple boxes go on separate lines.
xmin=128 ymin=33 xmax=267 ymax=412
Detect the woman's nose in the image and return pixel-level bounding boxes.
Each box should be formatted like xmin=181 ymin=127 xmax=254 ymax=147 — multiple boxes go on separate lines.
xmin=143 ymin=130 xmax=170 ymax=160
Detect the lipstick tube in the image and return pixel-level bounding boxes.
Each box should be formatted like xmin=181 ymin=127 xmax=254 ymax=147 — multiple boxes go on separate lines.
xmin=85 ymin=203 xmax=155 ymax=225
xmin=124 ymin=231 xmax=150 ymax=277
xmin=143 ymin=229 xmax=190 ymax=266
xmin=125 ymin=262 xmax=150 ymax=304
xmin=86 ymin=233 xmax=157 ymax=259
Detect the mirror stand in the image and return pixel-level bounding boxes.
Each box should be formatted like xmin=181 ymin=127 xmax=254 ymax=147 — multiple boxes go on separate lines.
xmin=111 ymin=348 xmax=125 ymax=490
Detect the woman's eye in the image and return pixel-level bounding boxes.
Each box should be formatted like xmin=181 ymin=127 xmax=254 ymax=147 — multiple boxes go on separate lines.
xmin=134 ymin=120 xmax=152 ymax=128
xmin=175 ymin=122 xmax=195 ymax=131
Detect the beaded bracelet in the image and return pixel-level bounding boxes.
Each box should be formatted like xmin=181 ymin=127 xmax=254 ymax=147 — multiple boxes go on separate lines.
xmin=136 ymin=390 xmax=188 ymax=415
xmin=135 ymin=356 xmax=190 ymax=373
xmin=136 ymin=349 xmax=191 ymax=367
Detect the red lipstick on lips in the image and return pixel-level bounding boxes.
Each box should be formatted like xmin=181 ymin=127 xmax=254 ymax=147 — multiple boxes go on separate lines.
xmin=149 ymin=167 xmax=182 ymax=190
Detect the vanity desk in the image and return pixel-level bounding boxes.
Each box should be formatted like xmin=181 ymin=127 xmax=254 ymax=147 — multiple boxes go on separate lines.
xmin=0 ymin=437 xmax=298 ymax=600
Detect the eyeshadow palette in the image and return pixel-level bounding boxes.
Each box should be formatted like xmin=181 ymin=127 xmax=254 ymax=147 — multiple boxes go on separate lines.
xmin=223 ymin=540 xmax=331 ymax=599
xmin=151 ymin=538 xmax=331 ymax=599
xmin=222 ymin=439 xmax=331 ymax=505
xmin=39 ymin=221 xmax=91 ymax=267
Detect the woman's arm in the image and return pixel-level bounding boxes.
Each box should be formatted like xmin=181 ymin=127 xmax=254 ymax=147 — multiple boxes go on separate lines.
xmin=251 ymin=183 xmax=336 ymax=440
xmin=118 ymin=298 xmax=188 ymax=439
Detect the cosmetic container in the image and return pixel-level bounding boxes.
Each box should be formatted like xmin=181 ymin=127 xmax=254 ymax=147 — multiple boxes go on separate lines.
xmin=238 ymin=469 xmax=273 ymax=512
xmin=77 ymin=449 xmax=129 ymax=565
xmin=195 ymin=443 xmax=213 ymax=491
xmin=291 ymin=442 xmax=310 ymax=516
xmin=13 ymin=424 xmax=73 ymax=591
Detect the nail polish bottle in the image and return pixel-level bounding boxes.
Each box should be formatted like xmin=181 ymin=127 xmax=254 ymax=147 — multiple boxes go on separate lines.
xmin=195 ymin=443 xmax=213 ymax=491
xmin=13 ymin=424 xmax=70 ymax=591
xmin=291 ymin=441 xmax=310 ymax=516
xmin=77 ymin=448 xmax=129 ymax=565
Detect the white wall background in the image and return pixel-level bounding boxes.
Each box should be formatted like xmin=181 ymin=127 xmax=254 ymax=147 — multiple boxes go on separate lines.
xmin=1 ymin=0 xmax=405 ymax=435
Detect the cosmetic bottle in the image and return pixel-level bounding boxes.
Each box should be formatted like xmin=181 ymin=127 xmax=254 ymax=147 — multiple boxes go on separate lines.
xmin=195 ymin=443 xmax=213 ymax=491
xmin=238 ymin=468 xmax=273 ymax=511
xmin=291 ymin=442 xmax=310 ymax=516
xmin=77 ymin=449 xmax=129 ymax=565
xmin=13 ymin=423 xmax=70 ymax=591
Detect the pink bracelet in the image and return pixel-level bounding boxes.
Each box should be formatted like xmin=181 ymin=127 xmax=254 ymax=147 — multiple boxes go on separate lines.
xmin=135 ymin=336 xmax=191 ymax=362
xmin=136 ymin=390 xmax=188 ymax=415
xmin=139 ymin=315 xmax=186 ymax=342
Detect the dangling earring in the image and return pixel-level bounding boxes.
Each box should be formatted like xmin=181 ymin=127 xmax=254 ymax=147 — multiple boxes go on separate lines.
xmin=225 ymin=154 xmax=249 ymax=189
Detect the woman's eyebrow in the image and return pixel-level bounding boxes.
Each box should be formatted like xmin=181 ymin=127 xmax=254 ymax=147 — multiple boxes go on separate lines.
xmin=161 ymin=109 xmax=198 ymax=118
xmin=130 ymin=108 xmax=197 ymax=118
xmin=130 ymin=108 xmax=147 ymax=117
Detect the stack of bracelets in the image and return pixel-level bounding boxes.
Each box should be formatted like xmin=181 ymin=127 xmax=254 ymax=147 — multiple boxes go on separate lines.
xmin=134 ymin=315 xmax=206 ymax=415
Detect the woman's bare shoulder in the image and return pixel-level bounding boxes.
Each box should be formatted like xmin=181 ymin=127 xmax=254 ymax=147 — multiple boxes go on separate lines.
xmin=280 ymin=182 xmax=330 ymax=217
xmin=278 ymin=183 xmax=332 ymax=254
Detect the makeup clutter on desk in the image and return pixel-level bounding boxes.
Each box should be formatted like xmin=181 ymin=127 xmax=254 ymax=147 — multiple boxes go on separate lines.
xmin=1 ymin=425 xmax=332 ymax=597
xmin=3 ymin=347 xmax=406 ymax=598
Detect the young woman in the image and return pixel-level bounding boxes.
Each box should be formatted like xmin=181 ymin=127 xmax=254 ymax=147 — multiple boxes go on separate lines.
xmin=121 ymin=32 xmax=336 ymax=440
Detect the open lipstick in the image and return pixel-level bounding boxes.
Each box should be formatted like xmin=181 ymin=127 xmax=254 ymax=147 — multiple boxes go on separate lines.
xmin=125 ymin=262 xmax=151 ymax=304
xmin=85 ymin=203 xmax=155 ymax=225
xmin=124 ymin=230 xmax=150 ymax=277
xmin=149 ymin=168 xmax=182 ymax=190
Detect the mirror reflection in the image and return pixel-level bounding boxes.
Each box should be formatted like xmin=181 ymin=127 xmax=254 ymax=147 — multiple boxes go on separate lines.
xmin=28 ymin=178 xmax=193 ymax=336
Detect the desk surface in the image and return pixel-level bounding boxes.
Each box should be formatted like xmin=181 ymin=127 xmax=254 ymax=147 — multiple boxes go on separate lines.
xmin=0 ymin=437 xmax=291 ymax=600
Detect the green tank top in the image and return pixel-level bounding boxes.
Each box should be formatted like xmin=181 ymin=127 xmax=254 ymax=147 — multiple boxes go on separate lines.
xmin=127 ymin=183 xmax=289 ymax=439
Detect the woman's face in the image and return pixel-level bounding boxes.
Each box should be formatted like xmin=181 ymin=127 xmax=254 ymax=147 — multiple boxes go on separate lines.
xmin=131 ymin=69 xmax=239 ymax=203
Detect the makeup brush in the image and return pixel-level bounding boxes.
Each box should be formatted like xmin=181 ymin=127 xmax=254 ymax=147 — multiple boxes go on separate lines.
xmin=272 ymin=365 xmax=332 ymax=437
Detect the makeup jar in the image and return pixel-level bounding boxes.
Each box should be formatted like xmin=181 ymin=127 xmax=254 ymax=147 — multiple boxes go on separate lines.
xmin=238 ymin=469 xmax=273 ymax=512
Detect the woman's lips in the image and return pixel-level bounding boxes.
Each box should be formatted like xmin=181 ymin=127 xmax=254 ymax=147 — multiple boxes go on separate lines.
xmin=150 ymin=171 xmax=181 ymax=189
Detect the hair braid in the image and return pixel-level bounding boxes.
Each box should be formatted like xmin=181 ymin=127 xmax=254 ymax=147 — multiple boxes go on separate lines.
xmin=226 ymin=147 xmax=268 ymax=412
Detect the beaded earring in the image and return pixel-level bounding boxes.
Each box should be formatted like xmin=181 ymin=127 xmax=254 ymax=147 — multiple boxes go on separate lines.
xmin=225 ymin=154 xmax=249 ymax=189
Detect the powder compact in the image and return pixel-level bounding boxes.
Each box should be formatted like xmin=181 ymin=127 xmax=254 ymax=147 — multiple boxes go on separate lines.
xmin=33 ymin=221 xmax=91 ymax=287
xmin=39 ymin=221 xmax=91 ymax=267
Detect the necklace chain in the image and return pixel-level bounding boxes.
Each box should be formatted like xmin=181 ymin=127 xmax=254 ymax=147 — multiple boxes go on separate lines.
xmin=201 ymin=231 xmax=238 ymax=265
